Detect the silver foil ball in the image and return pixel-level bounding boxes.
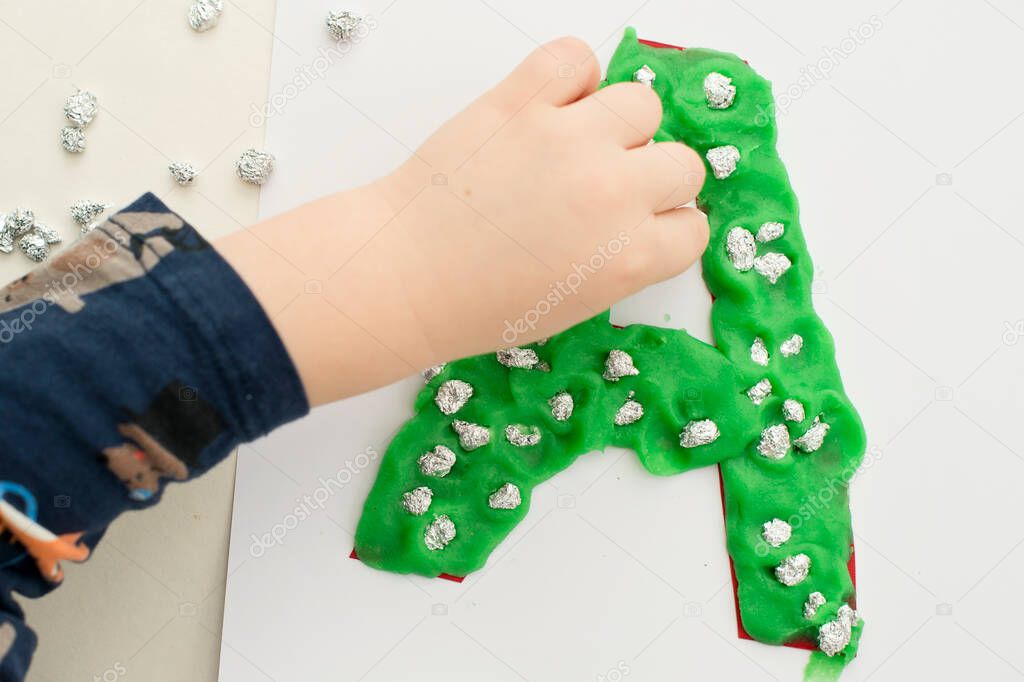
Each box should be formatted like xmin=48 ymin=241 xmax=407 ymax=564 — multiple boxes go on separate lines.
xmin=5 ymin=208 xmax=35 ymax=237
xmin=603 ymin=349 xmax=639 ymax=381
xmin=188 ymin=0 xmax=223 ymax=32
xmin=761 ymin=518 xmax=792 ymax=548
xmin=794 ymin=417 xmax=830 ymax=453
xmin=818 ymin=605 xmax=859 ymax=656
xmin=235 ymin=148 xmax=275 ymax=185
xmin=32 ymin=223 xmax=62 ymax=245
xmin=774 ymin=553 xmax=811 ymax=586
xmin=0 ymin=228 xmax=13 ymax=255
xmin=750 ymin=337 xmax=769 ymax=366
xmin=753 ymin=252 xmax=792 ymax=285
xmin=780 ymin=334 xmax=804 ymax=357
xmin=757 ymin=424 xmax=791 ymax=460
xmin=418 ymin=445 xmax=456 ymax=478
xmin=60 ymin=126 xmax=86 ymax=153
xmin=421 ymin=363 xmax=447 ymax=383
xmin=804 ymin=592 xmax=826 ymax=619
xmin=782 ymin=399 xmax=806 ymax=423
xmin=451 ymin=420 xmax=490 ymax=451
xmin=326 ymin=10 xmax=364 ymax=42
xmin=633 ymin=64 xmax=656 ymax=87
xmin=505 ymin=424 xmax=541 ymax=447
xmin=424 ymin=514 xmax=456 ymax=551
xmin=549 ymin=391 xmax=574 ymax=422
xmin=746 ymin=378 xmax=772 ymax=406
xmin=434 ymin=379 xmax=473 ymax=415
xmin=725 ymin=226 xmax=756 ymax=272
xmin=679 ymin=419 xmax=720 ymax=448
xmin=706 ymin=145 xmax=740 ymax=180
xmin=496 ymin=346 xmax=540 ymax=369
xmin=70 ymin=199 xmax=110 ymax=230
xmin=703 ymin=72 xmax=736 ymax=109
xmin=16 ymin=223 xmax=61 ymax=263
xmin=169 ymin=161 xmax=197 ymax=186
xmin=401 ymin=486 xmax=433 ymax=516
xmin=64 ymin=89 xmax=98 ymax=127
xmin=757 ymin=221 xmax=785 ymax=242
xmin=488 ymin=483 xmax=522 ymax=510
xmin=614 ymin=394 xmax=644 ymax=426
xmin=19 ymin=233 xmax=48 ymax=263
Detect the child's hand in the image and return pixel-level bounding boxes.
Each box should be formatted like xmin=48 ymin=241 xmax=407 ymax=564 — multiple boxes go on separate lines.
xmin=219 ymin=37 xmax=708 ymax=404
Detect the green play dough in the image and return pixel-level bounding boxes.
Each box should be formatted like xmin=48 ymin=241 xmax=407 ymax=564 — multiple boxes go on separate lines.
xmin=804 ymin=622 xmax=864 ymax=682
xmin=356 ymin=313 xmax=754 ymax=575
xmin=355 ymin=28 xmax=865 ymax=675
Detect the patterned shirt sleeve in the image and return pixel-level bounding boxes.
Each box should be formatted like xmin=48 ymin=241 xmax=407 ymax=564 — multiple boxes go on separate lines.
xmin=0 ymin=192 xmax=309 ymax=680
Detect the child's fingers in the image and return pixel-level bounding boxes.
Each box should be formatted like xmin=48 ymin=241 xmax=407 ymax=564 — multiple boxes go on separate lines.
xmin=629 ymin=142 xmax=706 ymax=213
xmin=542 ymin=37 xmax=602 ymax=105
xmin=488 ymin=36 xmax=601 ymax=110
xmin=565 ymin=82 xmax=663 ymax=148
xmin=631 ymin=207 xmax=710 ymax=284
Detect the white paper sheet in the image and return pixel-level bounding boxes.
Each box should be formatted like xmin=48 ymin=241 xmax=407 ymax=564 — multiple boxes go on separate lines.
xmin=220 ymin=2 xmax=1024 ymax=680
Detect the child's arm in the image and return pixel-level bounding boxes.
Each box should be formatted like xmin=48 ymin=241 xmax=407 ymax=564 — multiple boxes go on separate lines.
xmin=0 ymin=37 xmax=705 ymax=680
xmin=217 ymin=36 xmax=707 ymax=405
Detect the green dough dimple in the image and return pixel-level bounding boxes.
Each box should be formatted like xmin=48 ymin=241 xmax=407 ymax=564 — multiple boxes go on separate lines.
xmin=355 ymin=28 xmax=866 ymax=675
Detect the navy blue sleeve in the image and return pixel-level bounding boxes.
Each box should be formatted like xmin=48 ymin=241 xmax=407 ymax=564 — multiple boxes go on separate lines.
xmin=0 ymin=192 xmax=309 ymax=680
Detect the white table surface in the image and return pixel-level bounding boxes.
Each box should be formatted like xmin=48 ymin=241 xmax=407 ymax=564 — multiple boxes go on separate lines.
xmin=4 ymin=1 xmax=1024 ymax=681
xmin=0 ymin=2 xmax=275 ymax=681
